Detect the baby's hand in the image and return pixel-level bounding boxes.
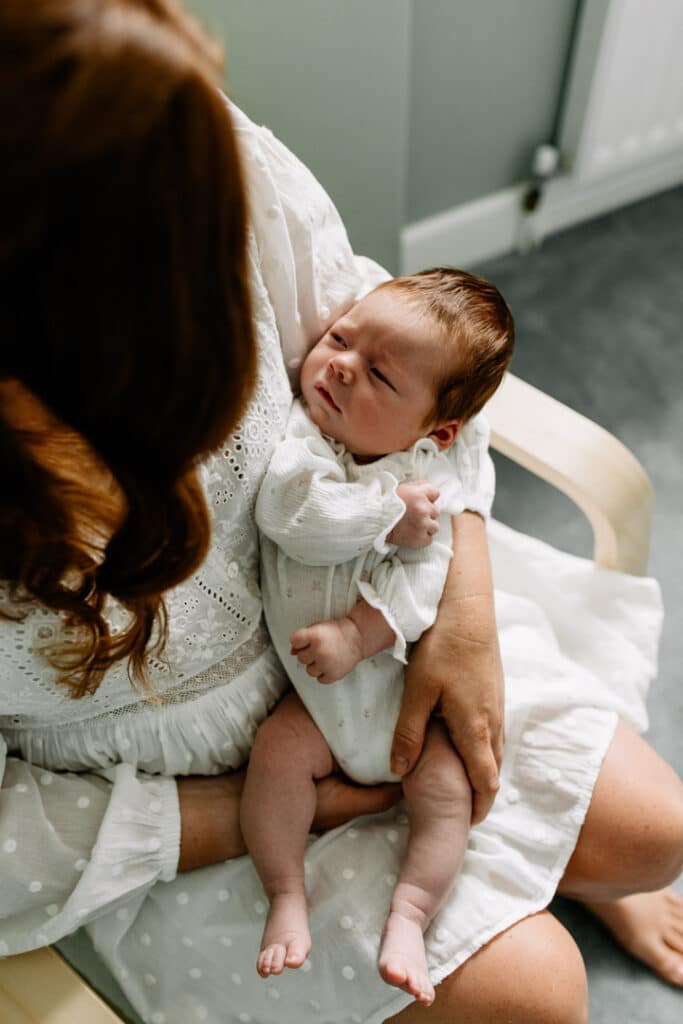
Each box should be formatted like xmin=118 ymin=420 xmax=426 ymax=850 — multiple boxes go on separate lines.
xmin=290 ymin=618 xmax=364 ymax=684
xmin=388 ymin=480 xmax=440 ymax=548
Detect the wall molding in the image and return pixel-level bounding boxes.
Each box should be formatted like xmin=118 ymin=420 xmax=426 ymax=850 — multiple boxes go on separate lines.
xmin=400 ymin=149 xmax=683 ymax=272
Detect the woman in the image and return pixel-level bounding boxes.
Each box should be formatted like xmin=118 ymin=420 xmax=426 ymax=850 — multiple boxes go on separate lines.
xmin=1 ymin=3 xmax=682 ymax=1024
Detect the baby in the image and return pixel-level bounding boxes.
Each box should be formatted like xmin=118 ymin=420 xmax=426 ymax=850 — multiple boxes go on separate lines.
xmin=245 ymin=268 xmax=514 ymax=1006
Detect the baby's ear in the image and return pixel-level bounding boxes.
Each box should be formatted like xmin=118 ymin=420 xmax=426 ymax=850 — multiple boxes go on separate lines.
xmin=428 ymin=421 xmax=460 ymax=451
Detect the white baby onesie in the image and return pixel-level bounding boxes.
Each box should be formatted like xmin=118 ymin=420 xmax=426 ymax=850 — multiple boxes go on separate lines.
xmin=255 ymin=398 xmax=466 ymax=784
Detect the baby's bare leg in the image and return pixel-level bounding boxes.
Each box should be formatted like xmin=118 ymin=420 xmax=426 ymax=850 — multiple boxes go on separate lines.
xmin=241 ymin=691 xmax=334 ymax=977
xmin=379 ymin=720 xmax=472 ymax=1007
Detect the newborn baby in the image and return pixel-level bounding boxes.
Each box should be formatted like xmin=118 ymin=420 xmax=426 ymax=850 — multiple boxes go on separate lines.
xmin=245 ymin=268 xmax=514 ymax=1006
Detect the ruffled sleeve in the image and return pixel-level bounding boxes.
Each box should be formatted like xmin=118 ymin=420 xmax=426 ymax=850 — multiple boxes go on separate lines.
xmin=357 ymin=530 xmax=456 ymax=664
xmin=448 ymin=412 xmax=496 ymax=517
xmin=0 ymin=735 xmax=179 ymax=956
xmin=351 ymin=443 xmax=465 ymax=662
xmin=255 ymin=402 xmax=405 ymax=566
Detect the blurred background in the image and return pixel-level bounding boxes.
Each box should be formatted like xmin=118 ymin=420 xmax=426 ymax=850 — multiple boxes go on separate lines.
xmin=189 ymin=0 xmax=683 ymax=274
xmin=58 ymin=2 xmax=683 ymax=1021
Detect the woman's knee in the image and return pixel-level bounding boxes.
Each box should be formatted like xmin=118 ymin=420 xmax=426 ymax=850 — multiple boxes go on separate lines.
xmin=387 ymin=911 xmax=588 ymax=1024
xmin=562 ymin=721 xmax=683 ymax=897
xmin=460 ymin=913 xmax=588 ymax=1024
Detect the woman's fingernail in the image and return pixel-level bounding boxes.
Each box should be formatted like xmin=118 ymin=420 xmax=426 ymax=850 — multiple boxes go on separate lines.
xmin=392 ymin=756 xmax=408 ymax=774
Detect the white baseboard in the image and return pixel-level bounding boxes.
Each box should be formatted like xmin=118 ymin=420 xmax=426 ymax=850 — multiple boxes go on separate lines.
xmin=400 ymin=150 xmax=683 ymax=272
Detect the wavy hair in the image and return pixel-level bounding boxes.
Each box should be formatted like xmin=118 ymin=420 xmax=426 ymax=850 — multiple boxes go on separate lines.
xmin=0 ymin=0 xmax=256 ymax=696
xmin=383 ymin=268 xmax=515 ymax=427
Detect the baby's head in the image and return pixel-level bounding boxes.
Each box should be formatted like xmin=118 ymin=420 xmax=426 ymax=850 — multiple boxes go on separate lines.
xmin=300 ymin=267 xmax=514 ymax=460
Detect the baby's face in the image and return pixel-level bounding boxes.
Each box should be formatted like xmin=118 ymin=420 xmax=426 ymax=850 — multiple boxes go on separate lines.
xmin=300 ymin=287 xmax=449 ymax=459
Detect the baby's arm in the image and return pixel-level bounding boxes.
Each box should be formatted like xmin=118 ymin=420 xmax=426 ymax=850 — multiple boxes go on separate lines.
xmin=290 ymin=491 xmax=454 ymax=684
xmin=357 ymin=529 xmax=455 ymax=664
xmin=290 ymin=599 xmax=395 ymax=684
xmin=255 ymin=404 xmax=440 ymax=566
xmin=256 ymin=432 xmax=403 ymax=566
xmin=291 ymin=526 xmax=452 ymax=684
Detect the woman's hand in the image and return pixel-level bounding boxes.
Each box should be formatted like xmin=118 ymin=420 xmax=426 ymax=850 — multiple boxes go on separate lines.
xmin=177 ymin=768 xmax=401 ymax=871
xmin=390 ymin=511 xmax=504 ymax=825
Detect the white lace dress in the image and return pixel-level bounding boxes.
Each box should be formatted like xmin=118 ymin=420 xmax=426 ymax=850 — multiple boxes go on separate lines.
xmin=0 ymin=106 xmax=663 ymax=1024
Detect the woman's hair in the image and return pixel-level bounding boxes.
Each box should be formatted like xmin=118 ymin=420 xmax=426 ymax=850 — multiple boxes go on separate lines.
xmin=383 ymin=268 xmax=515 ymax=426
xmin=0 ymin=0 xmax=256 ymax=696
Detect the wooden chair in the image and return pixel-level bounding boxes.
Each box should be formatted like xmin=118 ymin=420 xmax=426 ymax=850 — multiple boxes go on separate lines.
xmin=0 ymin=372 xmax=654 ymax=1023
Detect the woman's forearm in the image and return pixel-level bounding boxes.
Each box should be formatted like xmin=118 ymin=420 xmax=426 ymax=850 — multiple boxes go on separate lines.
xmin=177 ymin=772 xmax=247 ymax=871
xmin=438 ymin=510 xmax=498 ymax=634
xmin=392 ymin=510 xmax=504 ymax=823
xmin=177 ymin=766 xmax=403 ymax=872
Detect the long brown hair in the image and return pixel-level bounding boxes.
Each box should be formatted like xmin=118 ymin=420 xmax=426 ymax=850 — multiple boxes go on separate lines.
xmin=0 ymin=0 xmax=256 ymax=696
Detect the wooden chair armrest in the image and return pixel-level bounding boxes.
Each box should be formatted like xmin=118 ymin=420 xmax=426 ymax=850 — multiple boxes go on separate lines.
xmin=486 ymin=373 xmax=653 ymax=575
xmin=0 ymin=947 xmax=126 ymax=1023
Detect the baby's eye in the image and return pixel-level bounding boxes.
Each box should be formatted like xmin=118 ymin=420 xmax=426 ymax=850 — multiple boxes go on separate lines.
xmin=370 ymin=367 xmax=395 ymax=391
xmin=331 ymin=333 xmax=347 ymax=349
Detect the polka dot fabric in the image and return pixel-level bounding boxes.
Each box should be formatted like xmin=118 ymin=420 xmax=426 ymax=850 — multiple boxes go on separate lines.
xmin=0 ymin=106 xmax=662 ymax=1024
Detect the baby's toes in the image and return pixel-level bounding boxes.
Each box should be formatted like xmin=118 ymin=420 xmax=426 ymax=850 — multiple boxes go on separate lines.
xmin=403 ymin=965 xmax=433 ymax=1005
xmin=284 ymin=938 xmax=309 ymax=969
xmin=414 ymin=971 xmax=435 ymax=1006
xmin=403 ymin=965 xmax=420 ymax=998
xmin=257 ymin=943 xmax=286 ymax=978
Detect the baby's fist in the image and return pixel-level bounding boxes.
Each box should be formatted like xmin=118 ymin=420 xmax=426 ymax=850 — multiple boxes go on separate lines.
xmin=388 ymin=480 xmax=440 ymax=548
xmin=290 ymin=618 xmax=363 ymax=684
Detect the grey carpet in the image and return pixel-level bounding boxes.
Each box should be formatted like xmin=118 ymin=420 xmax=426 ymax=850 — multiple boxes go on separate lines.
xmin=480 ymin=184 xmax=683 ymax=1023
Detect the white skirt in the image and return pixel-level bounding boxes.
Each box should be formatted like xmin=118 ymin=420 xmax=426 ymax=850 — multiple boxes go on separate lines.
xmin=86 ymin=519 xmax=662 ymax=1024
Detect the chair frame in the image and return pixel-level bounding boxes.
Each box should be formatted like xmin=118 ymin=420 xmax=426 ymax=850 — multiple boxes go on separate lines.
xmin=0 ymin=373 xmax=654 ymax=1023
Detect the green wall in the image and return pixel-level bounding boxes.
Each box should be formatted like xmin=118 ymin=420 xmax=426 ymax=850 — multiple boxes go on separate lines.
xmin=187 ymin=1 xmax=580 ymax=271
xmin=407 ymin=0 xmax=579 ymax=221
xmin=188 ymin=0 xmax=412 ymax=272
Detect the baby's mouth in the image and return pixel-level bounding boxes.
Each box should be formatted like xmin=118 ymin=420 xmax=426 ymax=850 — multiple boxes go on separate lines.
xmin=316 ymin=384 xmax=341 ymax=413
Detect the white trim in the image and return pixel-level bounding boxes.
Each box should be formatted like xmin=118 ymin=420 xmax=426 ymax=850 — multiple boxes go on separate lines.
xmin=400 ymin=186 xmax=525 ymax=273
xmin=400 ymin=150 xmax=683 ymax=272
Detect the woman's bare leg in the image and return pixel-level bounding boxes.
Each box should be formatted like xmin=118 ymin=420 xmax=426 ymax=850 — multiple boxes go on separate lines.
xmin=386 ymin=911 xmax=588 ymax=1024
xmin=240 ymin=691 xmax=334 ymax=977
xmin=559 ymin=719 xmax=683 ymax=984
xmin=583 ymin=890 xmax=683 ymax=986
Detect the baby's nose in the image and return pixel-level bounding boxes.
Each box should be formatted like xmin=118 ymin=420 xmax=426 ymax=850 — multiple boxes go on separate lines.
xmin=329 ymin=356 xmax=353 ymax=383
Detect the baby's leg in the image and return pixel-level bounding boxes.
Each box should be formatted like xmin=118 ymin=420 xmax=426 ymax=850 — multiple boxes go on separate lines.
xmin=241 ymin=690 xmax=334 ymax=977
xmin=379 ymin=720 xmax=472 ymax=1007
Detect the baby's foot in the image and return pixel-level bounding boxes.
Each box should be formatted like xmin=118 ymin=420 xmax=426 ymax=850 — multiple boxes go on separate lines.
xmin=378 ymin=911 xmax=435 ymax=1007
xmin=256 ymin=892 xmax=311 ymax=978
xmin=584 ymin=889 xmax=683 ymax=987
